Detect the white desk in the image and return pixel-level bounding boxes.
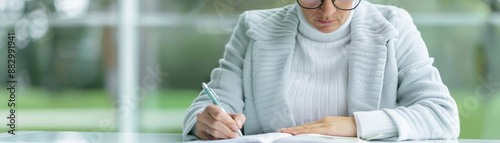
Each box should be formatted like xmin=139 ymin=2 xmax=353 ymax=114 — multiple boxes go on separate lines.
xmin=0 ymin=131 xmax=498 ymax=143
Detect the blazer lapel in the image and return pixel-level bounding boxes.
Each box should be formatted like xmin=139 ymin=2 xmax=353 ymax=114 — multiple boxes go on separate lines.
xmin=246 ymin=4 xmax=299 ymax=132
xmin=347 ymin=1 xmax=398 ymax=116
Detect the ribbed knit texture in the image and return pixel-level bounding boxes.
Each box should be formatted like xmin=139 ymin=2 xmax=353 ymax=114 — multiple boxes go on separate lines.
xmin=285 ymin=5 xmax=352 ymax=126
xmin=183 ymin=1 xmax=460 ymax=141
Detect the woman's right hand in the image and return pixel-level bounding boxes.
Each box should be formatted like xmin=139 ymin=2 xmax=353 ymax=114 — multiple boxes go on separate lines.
xmin=196 ymin=105 xmax=246 ymax=140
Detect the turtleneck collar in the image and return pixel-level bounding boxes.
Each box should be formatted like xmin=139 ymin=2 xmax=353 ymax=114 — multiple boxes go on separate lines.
xmin=296 ymin=3 xmax=353 ymax=42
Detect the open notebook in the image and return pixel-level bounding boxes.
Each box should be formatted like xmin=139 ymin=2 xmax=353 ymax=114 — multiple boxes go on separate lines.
xmin=185 ymin=132 xmax=365 ymax=143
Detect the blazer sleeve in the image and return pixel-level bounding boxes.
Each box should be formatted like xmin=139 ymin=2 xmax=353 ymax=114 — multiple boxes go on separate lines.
xmin=353 ymin=8 xmax=460 ymax=140
xmin=182 ymin=11 xmax=251 ymax=139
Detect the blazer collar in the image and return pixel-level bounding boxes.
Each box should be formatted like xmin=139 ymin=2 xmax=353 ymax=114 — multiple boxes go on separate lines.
xmin=246 ymin=4 xmax=299 ymax=41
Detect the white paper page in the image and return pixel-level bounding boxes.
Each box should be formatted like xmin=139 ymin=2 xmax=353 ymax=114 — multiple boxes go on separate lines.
xmin=272 ymin=134 xmax=361 ymax=143
xmin=185 ymin=132 xmax=293 ymax=143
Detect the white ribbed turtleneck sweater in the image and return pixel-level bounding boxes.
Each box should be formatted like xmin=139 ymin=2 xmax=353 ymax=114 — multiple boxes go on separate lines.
xmin=285 ymin=6 xmax=353 ymax=126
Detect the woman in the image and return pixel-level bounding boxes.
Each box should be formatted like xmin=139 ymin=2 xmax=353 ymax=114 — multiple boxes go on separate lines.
xmin=183 ymin=0 xmax=460 ymax=140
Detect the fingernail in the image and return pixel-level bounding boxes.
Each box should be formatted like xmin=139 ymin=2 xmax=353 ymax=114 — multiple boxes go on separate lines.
xmin=237 ymin=120 xmax=243 ymax=128
xmin=229 ymin=124 xmax=239 ymax=131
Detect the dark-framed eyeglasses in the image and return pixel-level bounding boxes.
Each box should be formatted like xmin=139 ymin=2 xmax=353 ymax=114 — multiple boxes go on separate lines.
xmin=297 ymin=0 xmax=361 ymax=11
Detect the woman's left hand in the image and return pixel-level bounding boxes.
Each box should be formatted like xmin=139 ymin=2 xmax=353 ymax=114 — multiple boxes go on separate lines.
xmin=278 ymin=116 xmax=357 ymax=137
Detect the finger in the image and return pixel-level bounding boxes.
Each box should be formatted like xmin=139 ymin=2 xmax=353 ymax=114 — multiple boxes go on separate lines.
xmin=281 ymin=124 xmax=310 ymax=132
xmin=199 ymin=111 xmax=237 ymax=139
xmin=207 ymin=126 xmax=232 ymax=139
xmin=200 ymin=122 xmax=235 ymax=139
xmin=206 ymin=105 xmax=240 ymax=132
xmin=196 ymin=129 xmax=212 ymax=140
xmin=229 ymin=113 xmax=246 ymax=128
xmin=195 ymin=117 xmax=210 ymax=140
xmin=292 ymin=123 xmax=334 ymax=135
xmin=196 ymin=123 xmax=214 ymax=140
xmin=281 ymin=122 xmax=321 ymax=133
xmin=301 ymin=120 xmax=320 ymax=126
xmin=290 ymin=128 xmax=324 ymax=135
xmin=200 ymin=112 xmax=239 ymax=138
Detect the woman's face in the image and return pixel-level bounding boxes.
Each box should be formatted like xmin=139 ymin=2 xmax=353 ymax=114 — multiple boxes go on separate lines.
xmin=300 ymin=0 xmax=352 ymax=33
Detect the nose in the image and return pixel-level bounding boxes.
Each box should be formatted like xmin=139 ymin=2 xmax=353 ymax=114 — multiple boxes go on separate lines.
xmin=320 ymin=0 xmax=336 ymax=16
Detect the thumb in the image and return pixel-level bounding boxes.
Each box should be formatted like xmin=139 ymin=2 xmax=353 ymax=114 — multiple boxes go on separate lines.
xmin=229 ymin=113 xmax=246 ymax=129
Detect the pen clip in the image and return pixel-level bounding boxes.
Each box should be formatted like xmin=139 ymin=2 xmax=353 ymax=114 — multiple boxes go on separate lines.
xmin=209 ymin=88 xmax=220 ymax=102
xmin=202 ymin=82 xmax=221 ymax=102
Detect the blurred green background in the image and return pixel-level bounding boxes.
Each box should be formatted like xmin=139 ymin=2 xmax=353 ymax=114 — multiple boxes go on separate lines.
xmin=0 ymin=0 xmax=499 ymax=139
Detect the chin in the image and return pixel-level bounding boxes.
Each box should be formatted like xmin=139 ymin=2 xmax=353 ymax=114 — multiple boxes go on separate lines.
xmin=316 ymin=27 xmax=337 ymax=33
xmin=313 ymin=23 xmax=340 ymax=33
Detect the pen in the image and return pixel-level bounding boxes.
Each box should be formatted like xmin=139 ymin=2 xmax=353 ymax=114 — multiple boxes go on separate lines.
xmin=202 ymin=82 xmax=243 ymax=137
